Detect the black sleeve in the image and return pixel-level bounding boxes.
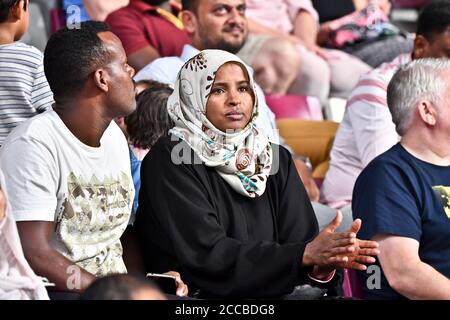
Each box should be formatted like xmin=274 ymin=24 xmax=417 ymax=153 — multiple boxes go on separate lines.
xmin=139 ymin=139 xmax=318 ymax=298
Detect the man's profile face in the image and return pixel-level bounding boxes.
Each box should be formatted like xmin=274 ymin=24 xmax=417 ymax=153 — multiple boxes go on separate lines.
xmin=98 ymin=32 xmax=137 ymax=117
xmin=193 ymin=0 xmax=248 ymax=53
xmin=415 ymin=30 xmax=450 ymax=59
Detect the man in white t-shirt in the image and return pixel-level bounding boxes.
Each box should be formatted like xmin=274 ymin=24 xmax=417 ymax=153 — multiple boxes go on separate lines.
xmin=0 ymin=21 xmax=187 ymax=297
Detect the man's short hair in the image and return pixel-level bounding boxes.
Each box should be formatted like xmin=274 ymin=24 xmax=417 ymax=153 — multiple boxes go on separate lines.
xmin=43 ymin=21 xmax=111 ymax=102
xmin=387 ymin=58 xmax=450 ymax=136
xmin=181 ymin=0 xmax=199 ymax=13
xmin=0 ymin=0 xmax=27 ymax=23
xmin=417 ymin=0 xmax=450 ymax=42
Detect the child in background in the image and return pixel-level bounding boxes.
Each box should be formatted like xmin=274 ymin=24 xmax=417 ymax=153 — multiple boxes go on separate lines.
xmin=124 ymin=80 xmax=174 ymax=215
xmin=0 ymin=0 xmax=53 ymax=145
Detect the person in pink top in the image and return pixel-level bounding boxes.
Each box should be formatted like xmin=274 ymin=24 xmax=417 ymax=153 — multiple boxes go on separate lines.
xmin=321 ymin=1 xmax=450 ymax=210
xmin=243 ymin=0 xmax=372 ymax=105
xmin=0 ymin=169 xmax=49 ymax=300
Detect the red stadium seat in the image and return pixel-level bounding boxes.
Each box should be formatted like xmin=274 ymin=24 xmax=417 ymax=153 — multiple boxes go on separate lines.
xmin=50 ymin=8 xmax=67 ymax=33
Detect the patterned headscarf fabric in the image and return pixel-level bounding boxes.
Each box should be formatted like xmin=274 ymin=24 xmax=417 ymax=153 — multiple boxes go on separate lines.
xmin=167 ymin=49 xmax=272 ymax=198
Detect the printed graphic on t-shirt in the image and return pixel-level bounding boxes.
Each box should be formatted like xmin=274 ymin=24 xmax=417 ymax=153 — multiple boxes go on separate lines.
xmin=55 ymin=171 xmax=133 ymax=276
xmin=432 ymin=185 xmax=450 ymax=219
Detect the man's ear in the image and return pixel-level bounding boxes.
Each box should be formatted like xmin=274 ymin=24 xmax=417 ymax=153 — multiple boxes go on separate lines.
xmin=94 ymin=69 xmax=109 ymax=93
xmin=413 ymin=35 xmax=429 ymax=59
xmin=181 ymin=10 xmax=197 ymax=35
xmin=418 ymin=99 xmax=436 ymax=126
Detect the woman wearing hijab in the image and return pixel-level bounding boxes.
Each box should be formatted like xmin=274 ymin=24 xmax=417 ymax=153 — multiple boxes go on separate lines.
xmin=135 ymin=50 xmax=379 ymax=299
xmin=0 ymin=170 xmax=50 ymax=300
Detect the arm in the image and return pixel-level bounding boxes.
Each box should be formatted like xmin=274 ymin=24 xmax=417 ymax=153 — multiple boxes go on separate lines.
xmin=373 ymin=235 xmax=450 ymax=299
xmin=268 ymin=147 xmax=378 ymax=277
xmin=0 ymin=138 xmax=94 ymax=293
xmin=348 ymin=77 xmax=399 ymax=167
xmin=247 ymin=17 xmax=296 ymax=41
xmin=127 ymin=46 xmax=161 ymax=72
xmin=17 ymin=221 xmax=95 ymax=293
xmin=292 ymin=9 xmax=318 ymax=47
xmin=105 ymin=12 xmax=161 ymax=71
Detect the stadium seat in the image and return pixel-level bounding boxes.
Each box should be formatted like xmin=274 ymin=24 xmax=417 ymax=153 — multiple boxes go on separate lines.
xmin=265 ymin=95 xmax=323 ymax=120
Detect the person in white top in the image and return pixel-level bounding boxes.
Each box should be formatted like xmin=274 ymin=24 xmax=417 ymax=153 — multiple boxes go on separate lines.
xmin=321 ymin=1 xmax=450 ymax=210
xmin=0 ymin=21 xmax=189 ymax=297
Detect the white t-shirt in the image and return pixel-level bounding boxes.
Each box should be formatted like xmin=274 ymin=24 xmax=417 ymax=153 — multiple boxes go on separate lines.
xmin=0 ymin=110 xmax=134 ymax=277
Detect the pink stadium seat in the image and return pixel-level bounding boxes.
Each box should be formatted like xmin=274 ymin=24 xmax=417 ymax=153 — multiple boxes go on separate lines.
xmin=50 ymin=8 xmax=66 ymax=33
xmin=265 ymin=95 xmax=323 ymax=120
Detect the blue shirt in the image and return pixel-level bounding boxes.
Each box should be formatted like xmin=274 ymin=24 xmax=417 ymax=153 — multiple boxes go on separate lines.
xmin=353 ymin=143 xmax=450 ymax=299
xmin=129 ymin=146 xmax=142 ymax=216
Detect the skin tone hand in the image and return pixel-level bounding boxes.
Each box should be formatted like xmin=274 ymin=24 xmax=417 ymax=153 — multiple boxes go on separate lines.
xmin=164 ymin=271 xmax=189 ymax=297
xmin=302 ymin=211 xmax=380 ymax=276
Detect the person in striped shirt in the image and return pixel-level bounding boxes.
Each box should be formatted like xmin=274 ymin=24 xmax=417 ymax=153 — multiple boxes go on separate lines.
xmin=0 ymin=0 xmax=53 ymax=146
xmin=321 ymin=1 xmax=450 ymax=211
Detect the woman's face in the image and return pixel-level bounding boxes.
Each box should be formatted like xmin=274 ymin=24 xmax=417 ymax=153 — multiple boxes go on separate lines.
xmin=206 ymin=63 xmax=254 ymax=132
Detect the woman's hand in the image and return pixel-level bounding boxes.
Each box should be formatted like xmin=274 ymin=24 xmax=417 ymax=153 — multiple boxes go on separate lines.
xmin=302 ymin=211 xmax=379 ymax=271
xmin=164 ymin=271 xmax=189 ymax=297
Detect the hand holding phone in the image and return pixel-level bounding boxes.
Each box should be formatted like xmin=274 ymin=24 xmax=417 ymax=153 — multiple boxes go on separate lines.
xmin=146 ymin=273 xmax=177 ymax=295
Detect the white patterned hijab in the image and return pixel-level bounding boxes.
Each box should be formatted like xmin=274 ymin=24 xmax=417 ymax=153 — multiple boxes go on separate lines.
xmin=167 ymin=49 xmax=272 ymax=198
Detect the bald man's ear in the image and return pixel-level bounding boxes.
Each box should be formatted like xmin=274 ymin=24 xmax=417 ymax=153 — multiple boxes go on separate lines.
xmin=413 ymin=35 xmax=429 ymax=59
xmin=94 ymin=69 xmax=109 ymax=93
xmin=181 ymin=10 xmax=197 ymax=35
xmin=418 ymin=100 xmax=436 ymax=126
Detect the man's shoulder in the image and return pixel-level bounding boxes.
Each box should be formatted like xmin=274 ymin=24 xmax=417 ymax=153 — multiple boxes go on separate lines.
xmin=363 ymin=53 xmax=411 ymax=83
xmin=360 ymin=144 xmax=404 ymax=176
xmin=106 ymin=4 xmax=138 ymax=19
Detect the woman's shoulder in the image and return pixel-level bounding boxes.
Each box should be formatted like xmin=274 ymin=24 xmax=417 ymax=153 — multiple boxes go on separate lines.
xmin=266 ymin=143 xmax=293 ymax=184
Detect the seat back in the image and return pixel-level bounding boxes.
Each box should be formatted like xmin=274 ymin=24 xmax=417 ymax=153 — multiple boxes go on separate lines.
xmin=276 ymin=119 xmax=338 ymax=178
xmin=50 ymin=8 xmax=67 ymax=33
xmin=265 ymin=95 xmax=323 ymax=121
xmin=343 ymin=269 xmax=364 ymax=299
